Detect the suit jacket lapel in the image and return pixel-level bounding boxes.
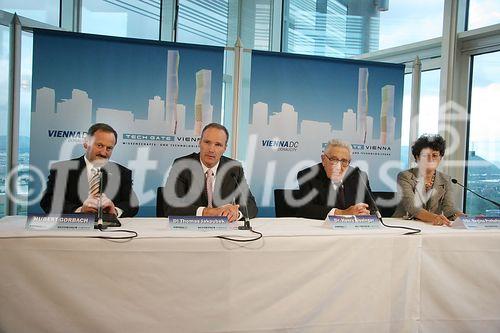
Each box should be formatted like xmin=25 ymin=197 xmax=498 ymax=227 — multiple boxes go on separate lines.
xmin=429 ymin=172 xmax=446 ymax=212
xmin=409 ymin=168 xmax=445 ymax=211
xmin=191 ymin=154 xmax=208 ymax=204
xmin=75 ymin=156 xmax=89 ymax=204
xmin=408 ymin=168 xmax=429 ymax=208
xmin=214 ymin=156 xmax=236 ymax=205
xmin=341 ymin=167 xmax=355 ymax=206
xmin=216 ymin=157 xmax=231 ymax=197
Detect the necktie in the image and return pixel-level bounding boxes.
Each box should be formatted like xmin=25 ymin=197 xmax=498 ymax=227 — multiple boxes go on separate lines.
xmin=206 ymin=169 xmax=214 ymax=208
xmin=335 ymin=183 xmax=345 ymax=209
xmin=89 ymin=168 xmax=100 ymax=197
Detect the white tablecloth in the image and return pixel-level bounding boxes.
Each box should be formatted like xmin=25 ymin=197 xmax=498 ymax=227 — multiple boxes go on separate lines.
xmin=0 ymin=216 xmax=499 ymax=333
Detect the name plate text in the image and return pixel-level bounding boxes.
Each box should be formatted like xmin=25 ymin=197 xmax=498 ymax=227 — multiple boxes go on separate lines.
xmin=328 ymin=215 xmax=381 ymax=230
xmin=453 ymin=216 xmax=500 ymax=230
xmin=168 ymin=216 xmax=232 ymax=231
xmin=26 ymin=214 xmax=95 ymax=231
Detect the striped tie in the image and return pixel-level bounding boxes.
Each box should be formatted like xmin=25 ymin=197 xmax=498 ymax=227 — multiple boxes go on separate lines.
xmin=89 ymin=168 xmax=100 ymax=197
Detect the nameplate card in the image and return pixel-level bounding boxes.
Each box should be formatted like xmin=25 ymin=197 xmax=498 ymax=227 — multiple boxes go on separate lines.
xmin=168 ymin=216 xmax=232 ymax=231
xmin=328 ymin=215 xmax=381 ymax=230
xmin=26 ymin=214 xmax=95 ymax=231
xmin=453 ymin=216 xmax=500 ymax=230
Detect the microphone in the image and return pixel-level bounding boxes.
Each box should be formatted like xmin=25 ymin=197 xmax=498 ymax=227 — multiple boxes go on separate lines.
xmin=95 ymin=167 xmax=107 ymax=230
xmin=355 ymin=167 xmax=421 ymax=235
xmin=231 ymin=173 xmax=252 ymax=230
xmin=451 ymin=178 xmax=500 ymax=208
xmin=352 ymin=167 xmax=382 ymax=220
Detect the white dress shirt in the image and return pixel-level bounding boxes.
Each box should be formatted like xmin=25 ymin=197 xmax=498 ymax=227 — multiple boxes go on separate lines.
xmin=196 ymin=159 xmax=242 ymax=220
xmin=75 ymin=156 xmax=123 ymax=217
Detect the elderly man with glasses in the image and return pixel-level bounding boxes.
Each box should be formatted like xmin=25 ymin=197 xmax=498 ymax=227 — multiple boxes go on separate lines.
xmin=296 ymin=139 xmax=376 ymax=220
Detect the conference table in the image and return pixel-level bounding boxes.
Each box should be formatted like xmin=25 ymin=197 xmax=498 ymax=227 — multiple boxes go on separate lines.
xmin=1 ymin=216 xmax=499 ymax=333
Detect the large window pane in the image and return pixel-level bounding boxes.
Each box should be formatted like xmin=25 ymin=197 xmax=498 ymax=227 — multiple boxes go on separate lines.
xmin=177 ymin=0 xmax=229 ymax=47
xmin=467 ymin=0 xmax=500 ymax=30
xmin=81 ymin=0 xmax=161 ymax=40
xmin=230 ymin=0 xmax=272 ymax=50
xmin=0 ymin=0 xmax=60 ymax=26
xmin=418 ymin=69 xmax=440 ymax=136
xmin=466 ymin=52 xmax=500 ymax=215
xmin=378 ymin=1 xmax=444 ymax=50
xmin=282 ymin=0 xmax=444 ymax=58
xmin=0 ymin=25 xmax=9 ymax=217
xmin=283 ymin=0 xmax=348 ymax=57
xmin=177 ymin=0 xmax=273 ymax=50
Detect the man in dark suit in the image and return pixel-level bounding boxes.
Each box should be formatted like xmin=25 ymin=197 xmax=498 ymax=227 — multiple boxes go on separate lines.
xmin=40 ymin=123 xmax=139 ymax=217
xmin=162 ymin=123 xmax=257 ymax=221
xmin=296 ymin=139 xmax=375 ymax=220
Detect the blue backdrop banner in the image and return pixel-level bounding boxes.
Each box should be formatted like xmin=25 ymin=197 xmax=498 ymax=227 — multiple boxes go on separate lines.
xmin=240 ymin=51 xmax=405 ymax=216
xmin=29 ymin=29 xmax=224 ymax=216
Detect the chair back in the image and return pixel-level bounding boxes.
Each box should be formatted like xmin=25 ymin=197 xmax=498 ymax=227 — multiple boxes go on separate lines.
xmin=156 ymin=187 xmax=166 ymax=217
xmin=372 ymin=191 xmax=398 ymax=217
xmin=274 ymin=189 xmax=302 ymax=217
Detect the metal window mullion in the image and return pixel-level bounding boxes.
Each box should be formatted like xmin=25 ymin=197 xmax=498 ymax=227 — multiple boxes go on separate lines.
xmin=230 ymin=38 xmax=243 ymax=159
xmin=172 ymin=0 xmax=179 ymax=41
xmin=440 ymin=0 xmax=469 ymax=210
xmin=408 ymin=56 xmax=421 ymax=167
xmin=456 ymin=52 xmax=472 ymax=212
xmin=74 ymin=0 xmax=82 ymax=32
xmin=236 ymin=0 xmax=242 ymax=42
xmin=439 ymin=0 xmax=459 ymax=125
xmin=60 ymin=0 xmax=81 ymax=31
xmin=6 ymin=14 xmax=22 ymax=216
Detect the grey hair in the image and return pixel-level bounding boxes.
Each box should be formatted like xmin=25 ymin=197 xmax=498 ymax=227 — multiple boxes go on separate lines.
xmin=324 ymin=139 xmax=352 ymax=155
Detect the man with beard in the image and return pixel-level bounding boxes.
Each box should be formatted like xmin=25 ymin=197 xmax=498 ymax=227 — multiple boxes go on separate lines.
xmin=40 ymin=123 xmax=138 ymax=217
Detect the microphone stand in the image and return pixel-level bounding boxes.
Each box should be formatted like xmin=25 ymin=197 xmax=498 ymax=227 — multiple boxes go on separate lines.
xmin=215 ymin=174 xmax=262 ymax=242
xmin=238 ymin=204 xmax=252 ymax=231
xmin=230 ymin=174 xmax=252 ymax=230
xmin=452 ymin=179 xmax=500 ymax=208
xmin=96 ymin=168 xmax=107 ymax=230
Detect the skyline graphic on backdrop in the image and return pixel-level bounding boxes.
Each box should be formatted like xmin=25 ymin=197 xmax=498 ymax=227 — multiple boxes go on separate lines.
xmin=33 ymin=50 xmax=214 ymax=136
xmin=251 ymin=68 xmax=396 ymax=144
xmin=31 ymin=32 xmax=223 ymax=130
xmin=247 ymin=52 xmax=405 ymax=143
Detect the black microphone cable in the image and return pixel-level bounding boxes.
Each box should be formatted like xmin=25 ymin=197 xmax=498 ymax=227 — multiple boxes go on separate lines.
xmin=215 ymin=174 xmax=263 ymax=242
xmin=356 ymin=167 xmax=421 ymax=235
xmin=0 ymin=229 xmax=139 ymax=241
xmin=95 ymin=227 xmax=138 ymax=240
xmin=216 ymin=229 xmax=263 ymax=243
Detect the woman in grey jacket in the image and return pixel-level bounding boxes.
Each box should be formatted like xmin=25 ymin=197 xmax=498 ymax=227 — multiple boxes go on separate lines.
xmin=393 ymin=134 xmax=464 ymax=226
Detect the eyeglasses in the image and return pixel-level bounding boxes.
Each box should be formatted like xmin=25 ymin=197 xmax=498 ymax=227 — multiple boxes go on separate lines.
xmin=420 ymin=152 xmax=442 ymax=160
xmin=324 ymin=155 xmax=350 ymax=167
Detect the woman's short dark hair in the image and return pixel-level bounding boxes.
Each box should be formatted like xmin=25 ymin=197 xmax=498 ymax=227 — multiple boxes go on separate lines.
xmin=87 ymin=123 xmax=118 ymax=143
xmin=411 ymin=134 xmax=446 ymax=161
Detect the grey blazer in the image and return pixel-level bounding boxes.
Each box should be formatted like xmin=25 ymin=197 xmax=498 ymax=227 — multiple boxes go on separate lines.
xmin=393 ymin=168 xmax=460 ymax=219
